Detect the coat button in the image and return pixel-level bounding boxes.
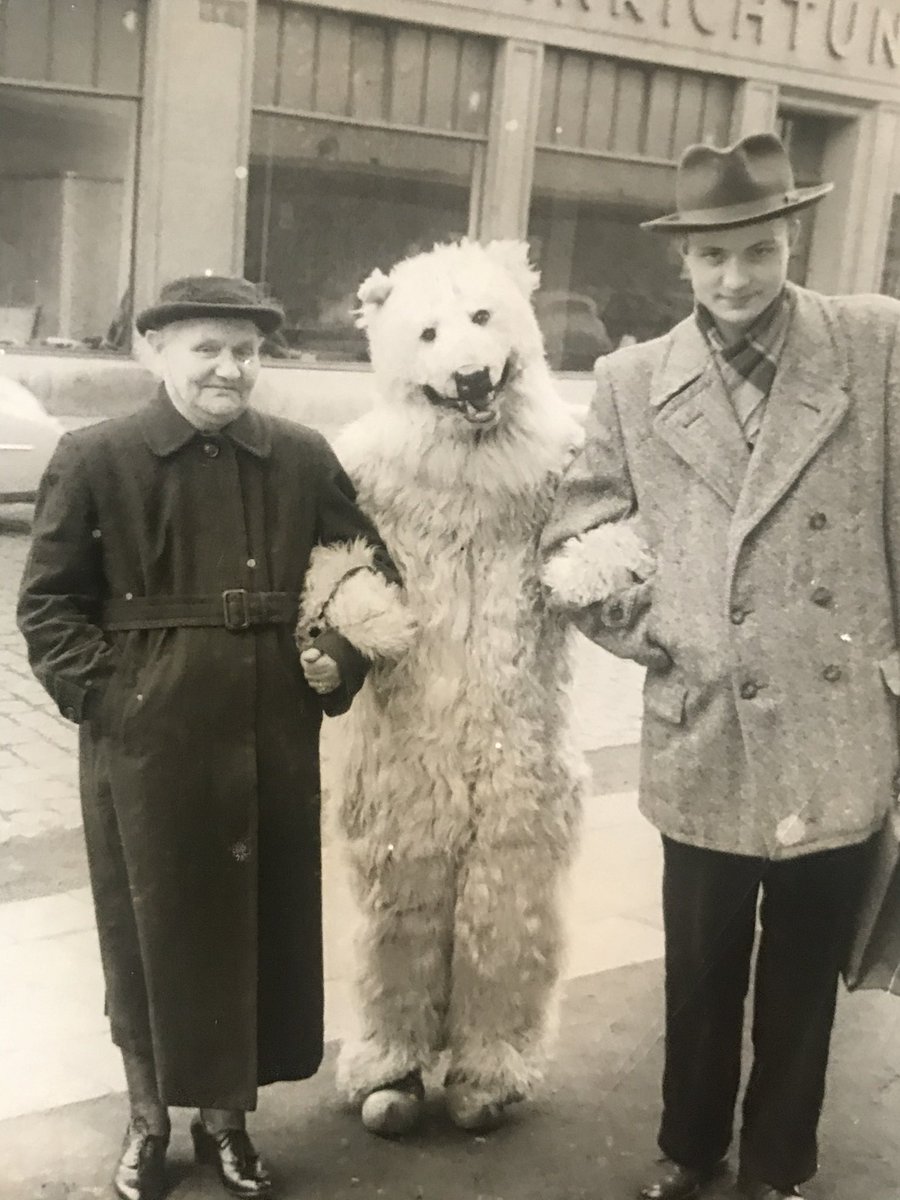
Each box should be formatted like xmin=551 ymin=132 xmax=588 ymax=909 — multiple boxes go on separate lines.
xmin=809 ymin=512 xmax=827 ymax=530
xmin=730 ymin=606 xmax=747 ymax=625
xmin=740 ymin=680 xmax=759 ymax=700
xmin=203 ymin=441 xmax=220 ymax=458
xmin=823 ymin=664 xmax=842 ymax=683
xmin=63 ymin=706 xmax=76 ymax=721
xmin=811 ymin=586 xmax=833 ymax=607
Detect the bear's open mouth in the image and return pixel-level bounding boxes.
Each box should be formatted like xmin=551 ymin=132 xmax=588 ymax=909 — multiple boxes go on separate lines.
xmin=422 ymin=359 xmax=512 ymax=425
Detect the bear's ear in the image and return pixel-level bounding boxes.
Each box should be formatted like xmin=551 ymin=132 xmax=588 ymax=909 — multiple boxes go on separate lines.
xmin=483 ymin=240 xmax=541 ymax=297
xmin=355 ymin=268 xmax=393 ymax=328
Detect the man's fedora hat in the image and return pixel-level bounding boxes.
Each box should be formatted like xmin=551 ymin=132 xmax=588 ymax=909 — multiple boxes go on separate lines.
xmin=135 ymin=275 xmax=284 ymax=335
xmin=641 ymin=131 xmax=833 ymax=232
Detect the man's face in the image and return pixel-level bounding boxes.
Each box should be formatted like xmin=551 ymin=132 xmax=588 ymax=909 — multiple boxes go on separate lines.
xmin=682 ymin=218 xmax=793 ymax=339
xmin=147 ymin=318 xmax=263 ymax=430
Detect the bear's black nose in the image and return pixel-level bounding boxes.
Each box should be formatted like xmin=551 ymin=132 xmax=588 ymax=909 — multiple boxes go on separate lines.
xmin=453 ymin=367 xmax=493 ymax=409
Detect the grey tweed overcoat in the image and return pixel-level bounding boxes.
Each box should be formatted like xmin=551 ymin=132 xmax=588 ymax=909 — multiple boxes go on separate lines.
xmin=542 ymin=283 xmax=900 ymax=861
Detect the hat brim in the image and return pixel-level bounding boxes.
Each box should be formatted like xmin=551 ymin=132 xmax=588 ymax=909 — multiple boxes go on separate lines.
xmin=640 ymin=181 xmax=834 ymax=233
xmin=135 ymin=300 xmax=284 ymax=336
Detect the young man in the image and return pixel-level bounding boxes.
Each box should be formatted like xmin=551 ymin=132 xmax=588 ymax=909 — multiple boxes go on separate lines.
xmin=541 ymin=132 xmax=900 ymax=1199
xmin=17 ymin=276 xmax=399 ymax=1200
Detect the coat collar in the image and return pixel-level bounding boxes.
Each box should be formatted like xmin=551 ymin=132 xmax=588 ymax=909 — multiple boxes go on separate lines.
xmin=650 ymin=283 xmax=849 ymax=525
xmin=139 ymin=387 xmax=272 ymax=458
xmin=731 ymin=284 xmax=849 ymax=538
xmin=650 ymin=310 xmax=750 ymax=510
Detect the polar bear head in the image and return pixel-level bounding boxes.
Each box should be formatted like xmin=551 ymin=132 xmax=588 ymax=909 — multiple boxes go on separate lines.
xmin=356 ymin=239 xmax=547 ymax=435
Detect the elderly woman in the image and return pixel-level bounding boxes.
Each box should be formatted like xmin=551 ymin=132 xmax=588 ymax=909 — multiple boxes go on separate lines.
xmin=17 ymin=276 xmax=399 ymax=1200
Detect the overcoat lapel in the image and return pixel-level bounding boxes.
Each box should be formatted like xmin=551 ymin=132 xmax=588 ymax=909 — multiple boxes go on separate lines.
xmin=651 ymin=316 xmax=750 ymax=510
xmin=731 ymin=286 xmax=850 ymax=541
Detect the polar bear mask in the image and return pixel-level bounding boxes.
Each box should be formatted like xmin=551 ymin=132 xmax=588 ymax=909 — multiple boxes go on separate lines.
xmin=356 ymin=239 xmax=545 ymax=432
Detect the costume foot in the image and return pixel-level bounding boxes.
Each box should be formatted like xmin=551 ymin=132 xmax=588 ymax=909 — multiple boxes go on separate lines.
xmin=191 ymin=1119 xmax=273 ymax=1196
xmin=736 ymin=1178 xmax=801 ymax=1199
xmin=113 ymin=1119 xmax=169 ymax=1200
xmin=638 ymin=1158 xmax=728 ymax=1200
xmin=444 ymin=1081 xmax=509 ymax=1132
xmin=360 ymin=1072 xmax=425 ymax=1138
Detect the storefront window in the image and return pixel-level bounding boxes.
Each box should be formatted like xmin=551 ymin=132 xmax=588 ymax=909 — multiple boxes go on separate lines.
xmin=247 ymin=4 xmax=492 ymax=363
xmin=530 ymin=50 xmax=733 ymax=370
xmin=778 ymin=111 xmax=830 ymax=286
xmin=0 ymin=2 xmax=143 ymax=353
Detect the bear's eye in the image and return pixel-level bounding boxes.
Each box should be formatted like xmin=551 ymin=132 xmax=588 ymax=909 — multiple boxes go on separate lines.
xmin=420 ymin=326 xmax=437 ymax=342
xmin=471 ymin=309 xmax=491 ymax=326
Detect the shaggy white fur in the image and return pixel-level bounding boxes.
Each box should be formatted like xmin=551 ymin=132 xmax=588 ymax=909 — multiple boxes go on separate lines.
xmin=307 ymin=239 xmax=592 ymax=1118
xmin=541 ymin=521 xmax=655 ymax=610
xmin=297 ymin=540 xmax=416 ymax=662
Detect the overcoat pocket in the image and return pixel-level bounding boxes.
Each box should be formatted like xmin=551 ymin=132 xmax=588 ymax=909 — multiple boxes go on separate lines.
xmin=643 ymin=676 xmax=688 ymax=725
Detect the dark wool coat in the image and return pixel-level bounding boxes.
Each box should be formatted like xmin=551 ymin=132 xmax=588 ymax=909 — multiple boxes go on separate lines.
xmin=543 ymin=284 xmax=900 ymax=860
xmin=17 ymin=390 xmax=397 ymax=1110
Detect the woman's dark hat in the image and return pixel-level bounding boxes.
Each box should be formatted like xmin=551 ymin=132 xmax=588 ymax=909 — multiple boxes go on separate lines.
xmin=135 ymin=275 xmax=284 ymax=335
xmin=642 ymin=132 xmax=833 ymax=232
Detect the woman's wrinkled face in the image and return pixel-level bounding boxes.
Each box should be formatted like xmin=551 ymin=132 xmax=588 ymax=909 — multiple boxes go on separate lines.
xmin=682 ymin=217 xmax=794 ymax=341
xmin=147 ymin=318 xmax=262 ymax=430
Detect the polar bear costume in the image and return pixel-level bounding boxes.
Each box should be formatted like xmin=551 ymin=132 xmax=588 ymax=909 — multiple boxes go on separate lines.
xmin=297 ymin=240 xmax=641 ymax=1136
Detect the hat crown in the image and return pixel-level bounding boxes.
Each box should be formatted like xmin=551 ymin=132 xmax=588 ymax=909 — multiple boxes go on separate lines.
xmin=156 ymin=275 xmax=270 ymax=309
xmin=135 ymin=274 xmax=285 ymax=335
xmin=676 ymin=133 xmax=796 ymax=215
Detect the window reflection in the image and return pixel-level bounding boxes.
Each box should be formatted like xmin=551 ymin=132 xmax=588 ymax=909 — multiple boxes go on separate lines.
xmin=246 ymin=115 xmax=478 ymax=364
xmin=529 ymin=151 xmax=693 ymax=371
xmin=0 ymin=86 xmax=138 ymax=353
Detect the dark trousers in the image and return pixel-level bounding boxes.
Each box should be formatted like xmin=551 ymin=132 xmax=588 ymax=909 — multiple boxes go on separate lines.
xmin=658 ymin=835 xmax=871 ymax=1190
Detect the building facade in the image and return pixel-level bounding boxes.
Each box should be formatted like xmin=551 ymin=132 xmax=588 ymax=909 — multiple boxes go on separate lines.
xmin=1 ymin=0 xmax=900 ymax=411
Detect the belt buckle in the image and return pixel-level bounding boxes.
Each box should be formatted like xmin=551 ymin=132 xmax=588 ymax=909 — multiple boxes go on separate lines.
xmin=222 ymin=588 xmax=250 ymax=631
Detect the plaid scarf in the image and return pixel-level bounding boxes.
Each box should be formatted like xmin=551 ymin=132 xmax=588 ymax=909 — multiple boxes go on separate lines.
xmin=695 ymin=289 xmax=794 ymax=448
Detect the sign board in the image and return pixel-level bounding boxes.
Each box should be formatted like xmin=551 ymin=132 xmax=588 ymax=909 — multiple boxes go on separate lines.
xmin=199 ymin=0 xmax=247 ymax=27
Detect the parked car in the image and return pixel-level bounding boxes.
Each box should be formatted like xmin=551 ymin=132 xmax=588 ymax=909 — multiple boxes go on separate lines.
xmin=0 ymin=376 xmax=64 ymax=502
xmin=533 ymin=290 xmax=615 ymax=372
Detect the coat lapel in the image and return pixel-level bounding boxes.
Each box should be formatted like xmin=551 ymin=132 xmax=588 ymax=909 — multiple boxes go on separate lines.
xmin=651 ymin=316 xmax=750 ymax=510
xmin=731 ymin=286 xmax=850 ymax=541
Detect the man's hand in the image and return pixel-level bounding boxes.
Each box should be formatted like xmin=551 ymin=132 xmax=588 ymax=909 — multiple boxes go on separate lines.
xmin=300 ymin=647 xmax=342 ymax=694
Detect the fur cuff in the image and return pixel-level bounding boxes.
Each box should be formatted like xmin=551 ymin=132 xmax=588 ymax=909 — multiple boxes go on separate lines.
xmin=542 ymin=520 xmax=654 ymax=609
xmin=298 ymin=539 xmax=416 ymax=661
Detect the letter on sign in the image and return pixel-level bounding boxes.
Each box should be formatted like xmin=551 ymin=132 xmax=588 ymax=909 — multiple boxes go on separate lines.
xmin=611 ymin=0 xmax=646 ymax=18
xmin=828 ymin=0 xmax=862 ymax=59
xmin=872 ymin=9 xmax=900 ymax=66
xmin=199 ymin=0 xmax=247 ymax=27
xmin=688 ymin=0 xmax=718 ymax=34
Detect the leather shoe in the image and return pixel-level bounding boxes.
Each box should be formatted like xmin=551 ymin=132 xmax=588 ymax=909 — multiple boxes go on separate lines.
xmin=639 ymin=1158 xmax=727 ymax=1200
xmin=113 ymin=1119 xmax=169 ymax=1200
xmin=191 ymin=1119 xmax=273 ymax=1197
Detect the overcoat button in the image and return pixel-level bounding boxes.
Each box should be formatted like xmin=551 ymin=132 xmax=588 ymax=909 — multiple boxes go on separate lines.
xmin=811 ymin=586 xmax=833 ymax=607
xmin=823 ymin=664 xmax=842 ymax=683
xmin=64 ymin=707 xmax=76 ymax=721
xmin=730 ymin=606 xmax=746 ymax=625
xmin=809 ymin=512 xmax=827 ymax=530
xmin=203 ymin=441 xmax=220 ymax=458
xmin=740 ymin=681 xmax=759 ymax=700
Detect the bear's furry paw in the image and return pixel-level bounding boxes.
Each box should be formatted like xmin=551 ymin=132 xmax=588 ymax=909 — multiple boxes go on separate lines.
xmin=542 ymin=519 xmax=655 ymax=609
xmin=298 ymin=539 xmax=416 ymax=661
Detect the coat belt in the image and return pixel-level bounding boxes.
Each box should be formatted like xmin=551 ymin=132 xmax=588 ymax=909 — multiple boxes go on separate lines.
xmin=102 ymin=589 xmax=298 ymax=632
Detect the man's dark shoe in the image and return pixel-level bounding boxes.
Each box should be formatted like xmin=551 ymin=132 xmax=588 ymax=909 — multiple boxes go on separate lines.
xmin=113 ymin=1119 xmax=169 ymax=1200
xmin=639 ymin=1158 xmax=728 ymax=1200
xmin=191 ymin=1119 xmax=273 ymax=1197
